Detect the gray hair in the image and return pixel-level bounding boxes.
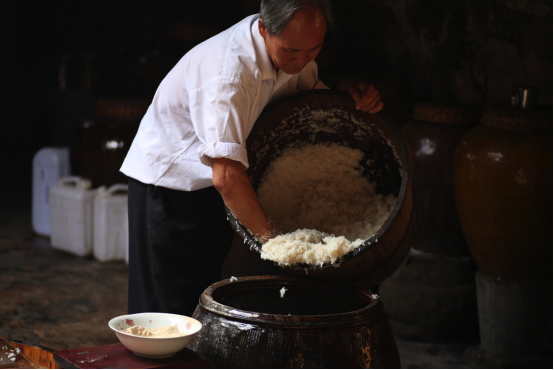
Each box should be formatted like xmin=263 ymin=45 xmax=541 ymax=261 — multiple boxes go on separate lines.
xmin=260 ymin=0 xmax=334 ymax=36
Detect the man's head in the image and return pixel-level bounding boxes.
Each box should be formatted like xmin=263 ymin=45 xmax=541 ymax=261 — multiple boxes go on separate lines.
xmin=258 ymin=0 xmax=333 ymax=74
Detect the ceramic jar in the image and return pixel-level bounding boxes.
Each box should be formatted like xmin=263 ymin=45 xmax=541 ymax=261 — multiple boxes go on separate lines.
xmin=227 ymin=90 xmax=414 ymax=289
xmin=454 ymin=106 xmax=552 ymax=282
xmin=71 ymin=99 xmax=148 ymax=188
xmin=189 ymin=276 xmax=401 ymax=368
xmin=401 ymin=103 xmax=480 ymax=256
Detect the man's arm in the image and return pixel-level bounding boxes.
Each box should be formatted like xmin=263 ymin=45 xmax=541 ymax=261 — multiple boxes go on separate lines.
xmin=211 ymin=157 xmax=275 ymax=243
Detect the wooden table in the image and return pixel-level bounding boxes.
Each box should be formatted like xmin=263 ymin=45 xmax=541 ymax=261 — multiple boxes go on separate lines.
xmin=53 ymin=344 xmax=210 ymax=369
xmin=1 ymin=336 xmax=209 ymax=369
xmin=0 ymin=335 xmax=52 ymax=369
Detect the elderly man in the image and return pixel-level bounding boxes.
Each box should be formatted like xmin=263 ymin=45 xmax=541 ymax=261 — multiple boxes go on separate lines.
xmin=121 ymin=0 xmax=383 ymax=316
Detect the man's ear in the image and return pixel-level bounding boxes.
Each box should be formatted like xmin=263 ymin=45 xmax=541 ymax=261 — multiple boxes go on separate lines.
xmin=258 ymin=18 xmax=268 ymax=39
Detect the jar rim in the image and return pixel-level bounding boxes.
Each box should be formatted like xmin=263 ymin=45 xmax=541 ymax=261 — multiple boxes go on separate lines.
xmin=198 ymin=276 xmax=382 ymax=327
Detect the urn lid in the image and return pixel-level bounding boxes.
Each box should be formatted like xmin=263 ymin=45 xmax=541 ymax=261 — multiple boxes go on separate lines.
xmin=481 ymin=104 xmax=553 ymax=133
xmin=412 ymin=103 xmax=481 ymax=127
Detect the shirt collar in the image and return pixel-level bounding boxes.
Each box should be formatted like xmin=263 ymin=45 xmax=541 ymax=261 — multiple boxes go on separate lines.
xmin=251 ymin=15 xmax=277 ymax=81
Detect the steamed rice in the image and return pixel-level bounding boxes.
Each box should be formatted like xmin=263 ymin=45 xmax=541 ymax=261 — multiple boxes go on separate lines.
xmin=258 ymin=144 xmax=397 ymax=267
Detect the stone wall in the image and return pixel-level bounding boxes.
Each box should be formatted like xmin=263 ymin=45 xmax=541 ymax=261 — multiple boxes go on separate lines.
xmin=322 ymin=0 xmax=552 ymax=106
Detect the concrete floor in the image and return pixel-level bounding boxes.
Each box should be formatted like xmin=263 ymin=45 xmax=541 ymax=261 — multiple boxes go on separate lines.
xmin=0 ymin=199 xmax=485 ymax=369
xmin=0 ymin=204 xmax=128 ymax=351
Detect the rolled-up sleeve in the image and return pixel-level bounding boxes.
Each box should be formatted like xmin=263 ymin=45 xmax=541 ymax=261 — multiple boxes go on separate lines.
xmin=190 ymin=77 xmax=253 ymax=169
xmin=198 ymin=142 xmax=248 ymax=168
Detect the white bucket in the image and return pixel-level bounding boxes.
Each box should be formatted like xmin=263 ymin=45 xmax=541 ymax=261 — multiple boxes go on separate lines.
xmin=32 ymin=147 xmax=71 ymax=236
xmin=93 ymin=184 xmax=129 ymax=262
xmin=50 ymin=177 xmax=96 ymax=256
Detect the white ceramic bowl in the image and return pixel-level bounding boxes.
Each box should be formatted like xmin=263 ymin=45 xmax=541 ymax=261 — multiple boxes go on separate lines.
xmin=108 ymin=312 xmax=202 ymax=358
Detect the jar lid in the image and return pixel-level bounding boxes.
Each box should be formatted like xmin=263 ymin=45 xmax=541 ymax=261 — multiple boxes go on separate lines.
xmin=481 ymin=104 xmax=553 ymax=133
xmin=412 ymin=103 xmax=480 ymax=126
xmin=96 ymin=99 xmax=150 ymax=120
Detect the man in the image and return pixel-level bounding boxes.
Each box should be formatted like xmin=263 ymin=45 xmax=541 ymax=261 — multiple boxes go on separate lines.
xmin=121 ymin=0 xmax=383 ymax=317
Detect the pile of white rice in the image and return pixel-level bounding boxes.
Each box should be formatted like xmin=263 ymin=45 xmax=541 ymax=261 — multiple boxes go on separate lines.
xmin=257 ymin=144 xmax=397 ymax=267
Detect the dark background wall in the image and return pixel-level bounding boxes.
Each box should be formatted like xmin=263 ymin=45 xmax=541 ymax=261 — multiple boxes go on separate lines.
xmin=1 ymin=0 xmax=551 ymax=205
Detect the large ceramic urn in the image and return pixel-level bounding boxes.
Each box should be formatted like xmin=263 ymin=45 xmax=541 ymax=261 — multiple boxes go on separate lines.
xmin=454 ymin=105 xmax=552 ymax=282
xmin=402 ymin=102 xmax=480 ymax=256
xmin=453 ymin=102 xmax=552 ymax=365
xmin=71 ymin=99 xmax=149 ymax=188
xmin=189 ymin=276 xmax=401 ymax=368
xmin=226 ymin=89 xmax=414 ymax=289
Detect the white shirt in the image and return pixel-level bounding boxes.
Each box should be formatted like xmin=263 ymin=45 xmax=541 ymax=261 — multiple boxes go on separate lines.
xmin=120 ymin=14 xmax=327 ymax=191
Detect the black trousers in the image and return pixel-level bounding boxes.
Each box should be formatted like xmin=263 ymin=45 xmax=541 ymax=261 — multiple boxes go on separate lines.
xmin=127 ymin=178 xmax=235 ymax=317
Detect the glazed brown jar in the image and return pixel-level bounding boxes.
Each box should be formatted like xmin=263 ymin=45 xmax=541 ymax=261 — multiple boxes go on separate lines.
xmin=189 ymin=276 xmax=401 ymax=368
xmin=401 ymin=103 xmax=480 ymax=257
xmin=71 ymin=99 xmax=149 ymax=188
xmin=227 ymin=90 xmax=414 ymax=289
xmin=454 ymin=106 xmax=552 ymax=282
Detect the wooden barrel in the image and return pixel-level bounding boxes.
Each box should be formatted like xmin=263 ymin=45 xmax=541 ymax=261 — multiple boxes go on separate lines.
xmin=454 ymin=105 xmax=552 ymax=282
xmin=71 ymin=99 xmax=149 ymax=188
xmin=188 ymin=276 xmax=400 ymax=368
xmin=226 ymin=89 xmax=414 ymax=288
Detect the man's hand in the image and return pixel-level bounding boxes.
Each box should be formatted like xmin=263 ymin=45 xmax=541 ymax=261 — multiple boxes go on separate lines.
xmin=348 ymin=82 xmax=384 ymax=113
xmin=212 ymin=157 xmax=275 ymax=243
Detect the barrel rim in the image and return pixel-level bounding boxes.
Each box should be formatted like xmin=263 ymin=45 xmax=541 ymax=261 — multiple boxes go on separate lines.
xmin=198 ymin=275 xmax=382 ymax=327
xmin=226 ymin=89 xmax=410 ymax=271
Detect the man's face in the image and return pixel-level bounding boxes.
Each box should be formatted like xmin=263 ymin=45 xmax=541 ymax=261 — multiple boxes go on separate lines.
xmin=259 ymin=8 xmax=327 ymax=75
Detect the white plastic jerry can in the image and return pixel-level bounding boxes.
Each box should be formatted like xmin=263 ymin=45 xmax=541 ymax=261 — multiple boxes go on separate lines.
xmin=32 ymin=147 xmax=71 ymax=236
xmin=50 ymin=177 xmax=96 ymax=256
xmin=93 ymin=184 xmax=129 ymax=262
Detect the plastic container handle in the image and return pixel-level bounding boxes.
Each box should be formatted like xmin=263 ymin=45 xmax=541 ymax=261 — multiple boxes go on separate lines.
xmin=106 ymin=183 xmax=128 ymax=195
xmin=57 ymin=176 xmax=92 ymax=190
xmin=97 ymin=183 xmax=129 ymax=198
